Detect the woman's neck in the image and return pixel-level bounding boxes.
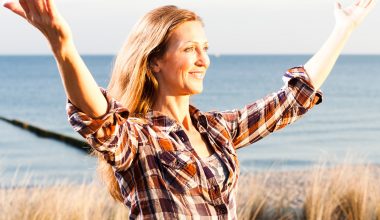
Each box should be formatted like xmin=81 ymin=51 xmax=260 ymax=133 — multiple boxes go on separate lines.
xmin=152 ymin=95 xmax=193 ymax=131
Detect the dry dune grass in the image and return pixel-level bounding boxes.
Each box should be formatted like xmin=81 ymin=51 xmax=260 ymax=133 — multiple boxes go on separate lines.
xmin=302 ymin=164 xmax=379 ymax=220
xmin=238 ymin=162 xmax=380 ymax=220
xmin=0 ymin=182 xmax=129 ymax=220
xmin=1 ymin=161 xmax=380 ymax=220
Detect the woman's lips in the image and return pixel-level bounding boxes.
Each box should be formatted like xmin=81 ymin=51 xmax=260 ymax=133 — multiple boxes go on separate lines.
xmin=189 ymin=71 xmax=205 ymax=79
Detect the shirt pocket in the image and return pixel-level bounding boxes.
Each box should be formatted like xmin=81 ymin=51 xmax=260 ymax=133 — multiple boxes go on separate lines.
xmin=158 ymin=150 xmax=199 ymax=193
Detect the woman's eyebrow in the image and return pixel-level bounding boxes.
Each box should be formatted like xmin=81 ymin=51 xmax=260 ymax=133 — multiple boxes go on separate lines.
xmin=184 ymin=41 xmax=209 ymax=45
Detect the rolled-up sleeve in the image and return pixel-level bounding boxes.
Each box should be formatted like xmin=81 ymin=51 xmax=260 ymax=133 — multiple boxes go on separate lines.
xmin=282 ymin=66 xmax=322 ymax=108
xmin=221 ymin=66 xmax=323 ymax=150
xmin=66 ymin=88 xmax=138 ymax=170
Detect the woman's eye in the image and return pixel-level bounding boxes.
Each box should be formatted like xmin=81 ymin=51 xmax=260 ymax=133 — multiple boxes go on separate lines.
xmin=184 ymin=47 xmax=195 ymax=52
xmin=204 ymin=46 xmax=209 ymax=51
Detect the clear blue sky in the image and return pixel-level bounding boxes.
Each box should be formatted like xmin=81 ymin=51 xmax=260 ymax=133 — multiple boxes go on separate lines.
xmin=1 ymin=0 xmax=379 ymax=55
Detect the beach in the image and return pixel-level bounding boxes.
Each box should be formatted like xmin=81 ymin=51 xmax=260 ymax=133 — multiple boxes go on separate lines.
xmin=2 ymin=163 xmax=380 ymax=220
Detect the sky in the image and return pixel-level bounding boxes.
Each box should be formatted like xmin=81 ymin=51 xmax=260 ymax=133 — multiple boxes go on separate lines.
xmin=0 ymin=0 xmax=379 ymax=55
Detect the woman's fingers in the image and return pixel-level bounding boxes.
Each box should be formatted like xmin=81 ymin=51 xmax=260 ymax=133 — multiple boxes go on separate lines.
xmin=357 ymin=0 xmax=373 ymax=7
xmin=19 ymin=0 xmax=29 ymax=14
xmin=3 ymin=1 xmax=26 ymax=18
xmin=5 ymin=0 xmax=72 ymax=43
xmin=365 ymin=0 xmax=376 ymax=8
xmin=336 ymin=1 xmax=343 ymax=10
xmin=23 ymin=0 xmax=40 ymax=19
xmin=34 ymin=0 xmax=47 ymax=15
xmin=354 ymin=0 xmax=362 ymax=6
xmin=45 ymin=0 xmax=57 ymax=17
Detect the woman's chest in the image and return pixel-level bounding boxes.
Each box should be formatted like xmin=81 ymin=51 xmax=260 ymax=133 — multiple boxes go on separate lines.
xmin=132 ymin=127 xmax=240 ymax=195
xmin=186 ymin=129 xmax=215 ymax=158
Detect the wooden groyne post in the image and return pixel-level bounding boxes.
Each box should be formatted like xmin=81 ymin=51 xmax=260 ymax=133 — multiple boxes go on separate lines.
xmin=0 ymin=116 xmax=91 ymax=154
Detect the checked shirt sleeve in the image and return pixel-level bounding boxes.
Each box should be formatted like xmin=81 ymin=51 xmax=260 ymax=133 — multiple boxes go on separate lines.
xmin=221 ymin=66 xmax=323 ymax=150
xmin=66 ymin=88 xmax=139 ymax=170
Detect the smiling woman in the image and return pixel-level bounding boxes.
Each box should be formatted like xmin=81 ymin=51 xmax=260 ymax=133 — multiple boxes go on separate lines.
xmin=151 ymin=21 xmax=210 ymax=97
xmin=3 ymin=0 xmax=376 ymax=219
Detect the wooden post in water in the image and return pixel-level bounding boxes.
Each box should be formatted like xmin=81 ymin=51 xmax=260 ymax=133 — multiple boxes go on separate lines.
xmin=0 ymin=116 xmax=91 ymax=154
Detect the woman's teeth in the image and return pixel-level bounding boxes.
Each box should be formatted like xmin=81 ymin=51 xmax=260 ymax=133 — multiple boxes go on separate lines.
xmin=190 ymin=72 xmax=203 ymax=79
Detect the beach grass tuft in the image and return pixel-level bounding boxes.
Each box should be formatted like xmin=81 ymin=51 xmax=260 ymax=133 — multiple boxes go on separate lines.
xmin=2 ymin=161 xmax=380 ymax=220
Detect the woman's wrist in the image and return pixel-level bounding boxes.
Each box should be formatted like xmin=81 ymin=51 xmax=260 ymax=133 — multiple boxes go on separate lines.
xmin=45 ymin=17 xmax=74 ymax=56
xmin=332 ymin=24 xmax=355 ymax=37
xmin=50 ymin=38 xmax=76 ymax=61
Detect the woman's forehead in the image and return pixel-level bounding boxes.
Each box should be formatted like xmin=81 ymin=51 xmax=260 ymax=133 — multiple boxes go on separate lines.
xmin=168 ymin=21 xmax=208 ymax=47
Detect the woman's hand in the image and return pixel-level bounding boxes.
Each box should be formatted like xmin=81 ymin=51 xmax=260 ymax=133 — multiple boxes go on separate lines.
xmin=304 ymin=0 xmax=376 ymax=90
xmin=3 ymin=0 xmax=72 ymax=49
xmin=4 ymin=0 xmax=108 ymax=118
xmin=335 ymin=0 xmax=377 ymax=30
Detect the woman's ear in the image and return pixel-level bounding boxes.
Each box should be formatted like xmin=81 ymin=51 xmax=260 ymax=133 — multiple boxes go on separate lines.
xmin=150 ymin=57 xmax=161 ymax=74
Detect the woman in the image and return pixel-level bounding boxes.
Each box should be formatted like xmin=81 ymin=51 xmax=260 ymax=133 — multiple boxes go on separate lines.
xmin=4 ymin=0 xmax=376 ymax=219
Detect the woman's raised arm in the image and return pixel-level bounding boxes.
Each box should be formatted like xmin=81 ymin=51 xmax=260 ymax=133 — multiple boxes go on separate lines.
xmin=304 ymin=0 xmax=376 ymax=90
xmin=4 ymin=0 xmax=108 ymax=118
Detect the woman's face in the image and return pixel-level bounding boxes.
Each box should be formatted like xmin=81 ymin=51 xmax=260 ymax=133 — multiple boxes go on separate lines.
xmin=153 ymin=21 xmax=210 ymax=96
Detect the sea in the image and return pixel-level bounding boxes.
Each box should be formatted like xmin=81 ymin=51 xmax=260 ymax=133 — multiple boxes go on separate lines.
xmin=1 ymin=55 xmax=379 ymax=187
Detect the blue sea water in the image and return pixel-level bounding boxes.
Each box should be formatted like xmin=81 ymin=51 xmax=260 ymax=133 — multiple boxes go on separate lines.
xmin=0 ymin=55 xmax=379 ymax=186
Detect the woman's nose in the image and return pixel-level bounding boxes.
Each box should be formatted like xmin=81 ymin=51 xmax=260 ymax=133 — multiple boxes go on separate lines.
xmin=195 ymin=50 xmax=210 ymax=68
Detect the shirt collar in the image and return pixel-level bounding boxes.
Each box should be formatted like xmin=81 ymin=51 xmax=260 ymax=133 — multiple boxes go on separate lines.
xmin=145 ymin=105 xmax=208 ymax=134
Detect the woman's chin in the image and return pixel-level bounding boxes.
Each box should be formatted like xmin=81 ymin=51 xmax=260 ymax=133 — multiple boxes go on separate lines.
xmin=176 ymin=83 xmax=203 ymax=96
xmin=189 ymin=85 xmax=203 ymax=95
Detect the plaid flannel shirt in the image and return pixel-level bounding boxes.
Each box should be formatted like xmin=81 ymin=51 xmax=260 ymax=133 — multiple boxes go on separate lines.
xmin=67 ymin=66 xmax=322 ymax=219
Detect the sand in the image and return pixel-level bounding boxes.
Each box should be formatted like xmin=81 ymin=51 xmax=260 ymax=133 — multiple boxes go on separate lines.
xmin=238 ymin=164 xmax=380 ymax=210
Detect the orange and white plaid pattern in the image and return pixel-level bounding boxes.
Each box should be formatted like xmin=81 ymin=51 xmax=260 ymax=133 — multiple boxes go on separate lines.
xmin=67 ymin=66 xmax=322 ymax=219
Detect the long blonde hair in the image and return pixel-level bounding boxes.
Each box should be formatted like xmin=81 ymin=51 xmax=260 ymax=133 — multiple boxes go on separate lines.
xmin=96 ymin=5 xmax=203 ymax=202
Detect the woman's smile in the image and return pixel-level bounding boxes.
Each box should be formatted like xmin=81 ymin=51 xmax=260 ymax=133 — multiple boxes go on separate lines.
xmin=188 ymin=70 xmax=206 ymax=80
xmin=153 ymin=20 xmax=210 ymax=96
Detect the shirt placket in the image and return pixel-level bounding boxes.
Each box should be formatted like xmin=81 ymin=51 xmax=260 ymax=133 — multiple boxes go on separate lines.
xmin=200 ymin=115 xmax=238 ymax=201
xmin=195 ymin=116 xmax=231 ymax=215
xmin=161 ymin=113 xmax=231 ymax=216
